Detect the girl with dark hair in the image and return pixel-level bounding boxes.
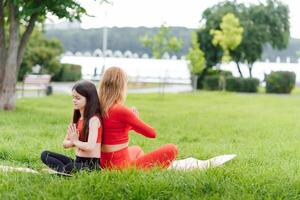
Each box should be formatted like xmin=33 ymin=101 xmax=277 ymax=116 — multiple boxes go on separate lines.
xmin=41 ymin=80 xmax=102 ymax=175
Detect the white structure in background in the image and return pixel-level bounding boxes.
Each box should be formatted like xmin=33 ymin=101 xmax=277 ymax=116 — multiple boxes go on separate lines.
xmin=61 ymin=55 xmax=191 ymax=84
xmin=124 ymin=50 xmax=133 ymax=58
xmin=141 ymin=53 xmax=149 ymax=59
xmin=114 ymin=50 xmax=123 ymax=58
xmin=61 ymin=50 xmax=300 ymax=85
xmin=219 ymin=60 xmax=300 ymax=84
xmin=93 ymin=49 xmax=103 ymax=57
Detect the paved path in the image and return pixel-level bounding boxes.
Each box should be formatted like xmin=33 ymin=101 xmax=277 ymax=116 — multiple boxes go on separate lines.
xmin=17 ymin=82 xmax=193 ymax=98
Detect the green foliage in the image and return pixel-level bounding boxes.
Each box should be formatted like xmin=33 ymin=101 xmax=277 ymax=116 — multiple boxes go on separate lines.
xmin=18 ymin=29 xmax=63 ymax=81
xmin=207 ymin=69 xmax=232 ymax=77
xmin=225 ymin=77 xmax=259 ymax=93
xmin=210 ymin=13 xmax=244 ymax=62
xmin=242 ymin=78 xmax=260 ymax=93
xmin=52 ymin=64 xmax=82 ymax=82
xmin=14 ymin=0 xmax=88 ymax=24
xmin=140 ymin=24 xmax=183 ymax=59
xmin=199 ymin=0 xmax=290 ymax=77
xmin=203 ymin=75 xmax=220 ymax=91
xmin=266 ymin=71 xmax=296 ymax=94
xmin=203 ymin=69 xmax=233 ymax=91
xmin=186 ymin=32 xmax=205 ymax=75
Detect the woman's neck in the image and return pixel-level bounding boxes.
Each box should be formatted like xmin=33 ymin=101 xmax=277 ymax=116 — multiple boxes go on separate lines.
xmin=79 ymin=108 xmax=84 ymax=119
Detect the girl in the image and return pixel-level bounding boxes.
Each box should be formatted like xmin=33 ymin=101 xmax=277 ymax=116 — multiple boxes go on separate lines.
xmin=41 ymin=80 xmax=102 ymax=175
xmin=98 ymin=67 xmax=236 ymax=171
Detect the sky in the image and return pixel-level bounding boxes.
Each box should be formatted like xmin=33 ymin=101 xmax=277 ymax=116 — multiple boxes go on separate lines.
xmin=47 ymin=0 xmax=300 ymax=39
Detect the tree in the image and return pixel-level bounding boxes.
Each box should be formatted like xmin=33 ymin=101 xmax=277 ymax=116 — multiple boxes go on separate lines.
xmin=236 ymin=0 xmax=289 ymax=77
xmin=19 ymin=29 xmax=63 ymax=80
xmin=186 ymin=32 xmax=206 ymax=89
xmin=0 ymin=0 xmax=107 ymax=110
xmin=197 ymin=1 xmax=240 ymax=82
xmin=198 ymin=0 xmax=289 ymax=78
xmin=186 ymin=32 xmax=205 ymax=75
xmin=210 ymin=13 xmax=243 ymax=63
xmin=140 ymin=24 xmax=183 ymax=59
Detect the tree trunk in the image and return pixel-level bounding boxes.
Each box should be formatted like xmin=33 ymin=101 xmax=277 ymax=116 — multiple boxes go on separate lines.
xmin=0 ymin=62 xmax=18 ymax=110
xmin=0 ymin=2 xmax=19 ymax=110
xmin=248 ymin=64 xmax=253 ymax=78
xmin=235 ymin=61 xmax=243 ymax=78
xmin=0 ymin=0 xmax=5 ymax=90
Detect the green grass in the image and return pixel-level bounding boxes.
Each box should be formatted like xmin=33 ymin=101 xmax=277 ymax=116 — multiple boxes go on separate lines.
xmin=1 ymin=91 xmax=300 ymax=199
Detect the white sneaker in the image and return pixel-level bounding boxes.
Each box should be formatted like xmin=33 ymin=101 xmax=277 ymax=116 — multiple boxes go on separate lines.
xmin=207 ymin=154 xmax=237 ymax=168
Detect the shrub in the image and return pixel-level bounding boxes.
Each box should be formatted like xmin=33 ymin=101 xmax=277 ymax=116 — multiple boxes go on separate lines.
xmin=225 ymin=77 xmax=259 ymax=93
xmin=203 ymin=75 xmax=220 ymax=90
xmin=242 ymin=78 xmax=260 ymax=93
xmin=198 ymin=69 xmax=232 ymax=90
xmin=225 ymin=77 xmax=243 ymax=92
xmin=52 ymin=64 xmax=82 ymax=82
xmin=266 ymin=71 xmax=296 ymax=94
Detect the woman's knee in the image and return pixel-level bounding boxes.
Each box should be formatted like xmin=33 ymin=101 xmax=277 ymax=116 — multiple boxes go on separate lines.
xmin=162 ymin=144 xmax=179 ymax=158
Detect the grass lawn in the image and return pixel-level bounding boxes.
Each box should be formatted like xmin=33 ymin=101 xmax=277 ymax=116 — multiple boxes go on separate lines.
xmin=1 ymin=91 xmax=300 ymax=199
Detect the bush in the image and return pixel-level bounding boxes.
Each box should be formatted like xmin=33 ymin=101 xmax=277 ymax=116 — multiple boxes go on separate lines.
xmin=191 ymin=69 xmax=232 ymax=90
xmin=225 ymin=77 xmax=243 ymax=92
xmin=52 ymin=64 xmax=82 ymax=82
xmin=203 ymin=75 xmax=220 ymax=90
xmin=225 ymin=77 xmax=259 ymax=93
xmin=266 ymin=71 xmax=296 ymax=94
xmin=242 ymin=78 xmax=260 ymax=93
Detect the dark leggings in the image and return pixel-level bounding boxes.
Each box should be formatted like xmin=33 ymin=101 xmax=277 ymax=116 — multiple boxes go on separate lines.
xmin=41 ymin=150 xmax=100 ymax=174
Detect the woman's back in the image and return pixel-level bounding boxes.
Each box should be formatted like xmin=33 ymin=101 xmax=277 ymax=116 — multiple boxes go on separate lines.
xmin=102 ymin=104 xmax=156 ymax=145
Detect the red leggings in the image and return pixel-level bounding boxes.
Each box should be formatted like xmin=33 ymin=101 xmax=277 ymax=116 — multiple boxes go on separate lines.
xmin=100 ymin=144 xmax=178 ymax=170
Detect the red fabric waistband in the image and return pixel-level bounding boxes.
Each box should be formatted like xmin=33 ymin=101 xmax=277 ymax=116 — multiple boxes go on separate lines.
xmin=101 ymin=147 xmax=130 ymax=160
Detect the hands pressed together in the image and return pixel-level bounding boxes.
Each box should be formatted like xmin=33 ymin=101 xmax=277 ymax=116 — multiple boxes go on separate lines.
xmin=67 ymin=123 xmax=79 ymax=143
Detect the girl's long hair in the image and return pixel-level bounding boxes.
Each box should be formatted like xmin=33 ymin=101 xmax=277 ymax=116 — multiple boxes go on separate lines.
xmin=72 ymin=80 xmax=101 ymax=142
xmin=98 ymin=67 xmax=128 ymax=117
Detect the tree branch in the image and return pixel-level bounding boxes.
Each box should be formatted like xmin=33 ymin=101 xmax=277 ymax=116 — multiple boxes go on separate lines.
xmin=17 ymin=12 xmax=38 ymax=67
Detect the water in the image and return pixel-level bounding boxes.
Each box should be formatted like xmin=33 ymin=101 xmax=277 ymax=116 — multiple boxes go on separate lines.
xmin=61 ymin=56 xmax=300 ymax=84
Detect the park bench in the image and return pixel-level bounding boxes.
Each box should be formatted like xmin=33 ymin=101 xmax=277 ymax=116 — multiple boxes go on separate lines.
xmin=20 ymin=74 xmax=52 ymax=97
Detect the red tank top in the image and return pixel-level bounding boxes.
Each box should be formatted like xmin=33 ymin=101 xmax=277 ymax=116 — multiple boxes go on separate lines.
xmin=102 ymin=104 xmax=156 ymax=145
xmin=77 ymin=117 xmax=102 ymax=143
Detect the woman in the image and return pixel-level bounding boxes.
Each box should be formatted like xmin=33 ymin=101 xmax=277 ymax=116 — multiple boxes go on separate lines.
xmin=98 ymin=67 xmax=236 ymax=170
xmin=99 ymin=67 xmax=178 ymax=170
xmin=41 ymin=80 xmax=102 ymax=174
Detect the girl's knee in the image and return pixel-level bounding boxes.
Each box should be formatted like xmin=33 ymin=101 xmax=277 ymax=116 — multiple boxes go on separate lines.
xmin=40 ymin=150 xmax=50 ymax=163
